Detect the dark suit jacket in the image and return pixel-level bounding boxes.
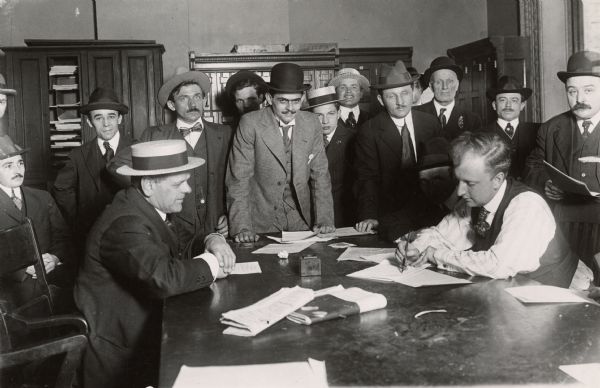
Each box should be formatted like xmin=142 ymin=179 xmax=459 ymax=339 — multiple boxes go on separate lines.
xmin=481 ymin=121 xmax=539 ymax=179
xmin=74 ymin=187 xmax=214 ymax=388
xmin=415 ymin=100 xmax=482 ymax=140
xmin=355 ymin=110 xmax=442 ymax=221
xmin=326 ymin=122 xmax=357 ymax=227
xmin=337 ymin=108 xmax=371 ymax=130
xmin=109 ymin=120 xmax=232 ymax=242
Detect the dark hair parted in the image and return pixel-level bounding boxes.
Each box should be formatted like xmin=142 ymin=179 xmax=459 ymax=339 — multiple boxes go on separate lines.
xmin=450 ymin=131 xmax=511 ymax=175
xmin=229 ymin=78 xmax=267 ymax=98
xmin=168 ymin=80 xmax=204 ymax=102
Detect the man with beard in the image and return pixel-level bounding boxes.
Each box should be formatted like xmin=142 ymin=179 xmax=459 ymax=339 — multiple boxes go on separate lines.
xmin=225 ymin=70 xmax=267 ymax=128
xmin=328 ymin=67 xmax=371 ymax=130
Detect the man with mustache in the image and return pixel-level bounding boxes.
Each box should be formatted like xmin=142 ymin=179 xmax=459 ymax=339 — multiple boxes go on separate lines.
xmin=227 ymin=63 xmax=334 ymax=241
xmin=328 ymin=67 xmax=372 ymax=130
xmin=481 ymin=76 xmax=539 ymax=179
xmin=525 ymin=50 xmax=600 ymax=275
xmin=224 ymin=70 xmax=267 ymax=128
xmin=354 ymin=60 xmax=441 ymax=233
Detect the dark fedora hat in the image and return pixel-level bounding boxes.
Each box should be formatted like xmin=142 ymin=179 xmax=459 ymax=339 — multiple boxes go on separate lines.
xmin=0 ymin=73 xmax=16 ymax=95
xmin=80 ymin=87 xmax=129 ymax=115
xmin=267 ymin=63 xmax=311 ymax=94
xmin=486 ymin=75 xmax=532 ymax=101
xmin=418 ymin=137 xmax=451 ymax=171
xmin=0 ymin=119 xmax=28 ymax=160
xmin=158 ymin=67 xmax=211 ymax=107
xmin=225 ymin=70 xmax=267 ymax=95
xmin=422 ymin=56 xmax=463 ymax=86
xmin=371 ymin=60 xmax=418 ymax=90
xmin=557 ymin=50 xmax=600 ymax=83
xmin=407 ymin=66 xmax=428 ymax=90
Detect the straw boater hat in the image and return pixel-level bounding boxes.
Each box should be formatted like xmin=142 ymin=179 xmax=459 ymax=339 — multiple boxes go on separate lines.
xmin=328 ymin=67 xmax=370 ymax=90
xmin=0 ymin=73 xmax=16 ymax=95
xmin=0 ymin=76 xmax=28 ymax=160
xmin=422 ymin=56 xmax=463 ymax=86
xmin=557 ymin=50 xmax=600 ymax=83
xmin=225 ymin=70 xmax=266 ymax=95
xmin=266 ymin=63 xmax=311 ymax=94
xmin=158 ymin=67 xmax=211 ymax=107
xmin=303 ymin=86 xmax=344 ymax=110
xmin=486 ymin=75 xmax=532 ymax=101
xmin=371 ymin=60 xmax=419 ymax=90
xmin=116 ymin=140 xmax=205 ymax=176
xmin=80 ymin=87 xmax=129 ymax=115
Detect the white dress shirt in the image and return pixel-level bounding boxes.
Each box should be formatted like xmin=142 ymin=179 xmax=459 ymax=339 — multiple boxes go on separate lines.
xmin=497 ymin=118 xmax=519 ymax=137
xmin=96 ymin=131 xmax=121 ymax=156
xmin=325 ymin=128 xmax=337 ymax=144
xmin=390 ymin=112 xmax=418 ymax=160
xmin=576 ymin=109 xmax=600 ymax=135
xmin=0 ymin=183 xmax=20 ymax=200
xmin=278 ymin=119 xmax=295 ymax=139
xmin=339 ymin=105 xmax=361 ymax=123
xmin=433 ymin=99 xmax=455 ymax=122
xmin=177 ymin=117 xmax=204 ymax=148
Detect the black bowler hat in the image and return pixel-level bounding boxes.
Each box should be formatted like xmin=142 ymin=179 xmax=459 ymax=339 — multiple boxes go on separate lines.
xmin=486 ymin=76 xmax=532 ymax=101
xmin=418 ymin=137 xmax=451 ymax=171
xmin=422 ymin=56 xmax=463 ymax=86
xmin=267 ymin=63 xmax=311 ymax=94
xmin=225 ymin=70 xmax=267 ymax=95
xmin=80 ymin=87 xmax=129 ymax=115
xmin=557 ymin=50 xmax=600 ymax=83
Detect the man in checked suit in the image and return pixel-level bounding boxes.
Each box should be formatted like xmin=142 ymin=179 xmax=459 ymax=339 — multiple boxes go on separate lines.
xmin=110 ymin=68 xmax=233 ymax=247
xmin=415 ymin=56 xmax=482 ymax=140
xmin=53 ymin=88 xmax=132 ymax=260
xmin=227 ymin=62 xmax=335 ymax=242
xmin=481 ymin=76 xmax=539 ymax=179
xmin=355 ymin=60 xmax=441 ymax=233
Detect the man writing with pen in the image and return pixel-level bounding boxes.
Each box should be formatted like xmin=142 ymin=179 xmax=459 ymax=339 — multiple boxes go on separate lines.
xmin=394 ymin=131 xmax=593 ymax=289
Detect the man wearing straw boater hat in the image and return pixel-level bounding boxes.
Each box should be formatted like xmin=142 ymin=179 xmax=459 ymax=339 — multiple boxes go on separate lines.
xmin=415 ymin=56 xmax=482 ymax=140
xmin=109 ymin=67 xmax=232 ymax=247
xmin=305 ymin=85 xmax=357 ymax=227
xmin=354 ymin=60 xmax=441 ymax=233
xmin=328 ymin=67 xmax=372 ymax=130
xmin=75 ymin=139 xmax=236 ymax=388
xmin=227 ymin=62 xmax=334 ymax=242
xmin=53 ymin=87 xmax=132 ymax=260
xmin=482 ymin=75 xmax=538 ymax=179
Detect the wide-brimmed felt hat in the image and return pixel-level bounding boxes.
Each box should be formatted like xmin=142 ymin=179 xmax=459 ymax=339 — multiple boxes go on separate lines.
xmin=225 ymin=70 xmax=266 ymax=95
xmin=371 ymin=60 xmax=418 ymax=90
xmin=80 ymin=87 xmax=129 ymax=115
xmin=0 ymin=74 xmax=16 ymax=96
xmin=422 ymin=56 xmax=463 ymax=86
xmin=328 ymin=67 xmax=370 ymax=90
xmin=486 ymin=75 xmax=532 ymax=101
xmin=407 ymin=66 xmax=428 ymax=90
xmin=0 ymin=119 xmax=28 ymax=160
xmin=303 ymin=86 xmax=344 ymax=110
xmin=557 ymin=50 xmax=600 ymax=83
xmin=418 ymin=137 xmax=451 ymax=171
xmin=267 ymin=63 xmax=311 ymax=94
xmin=158 ymin=67 xmax=211 ymax=107
xmin=116 ymin=140 xmax=205 ymax=176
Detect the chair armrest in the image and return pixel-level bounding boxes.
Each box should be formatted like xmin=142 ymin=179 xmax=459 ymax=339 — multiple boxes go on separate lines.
xmin=7 ymin=312 xmax=88 ymax=335
xmin=0 ymin=334 xmax=87 ymax=369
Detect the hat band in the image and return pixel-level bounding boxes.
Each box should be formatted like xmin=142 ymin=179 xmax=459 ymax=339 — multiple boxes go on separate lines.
xmin=132 ymin=151 xmax=188 ymax=171
xmin=307 ymin=94 xmax=338 ymax=106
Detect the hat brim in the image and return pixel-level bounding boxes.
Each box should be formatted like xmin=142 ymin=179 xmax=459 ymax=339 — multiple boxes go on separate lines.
xmin=557 ymin=71 xmax=600 ymax=83
xmin=371 ymin=75 xmax=419 ymax=90
xmin=0 ymin=88 xmax=16 ymax=95
xmin=418 ymin=155 xmax=451 ymax=171
xmin=423 ymin=64 xmax=464 ymax=86
xmin=0 ymin=147 xmax=29 ymax=160
xmin=486 ymin=88 xmax=533 ymax=101
xmin=328 ymin=73 xmax=370 ymax=90
xmin=80 ymin=102 xmax=129 ymax=115
xmin=266 ymin=83 xmax=311 ymax=94
xmin=158 ymin=72 xmax=211 ymax=107
xmin=303 ymin=97 xmax=345 ymax=110
xmin=116 ymin=156 xmax=205 ymax=176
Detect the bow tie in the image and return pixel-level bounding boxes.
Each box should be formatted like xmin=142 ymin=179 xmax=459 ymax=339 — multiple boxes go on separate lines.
xmin=179 ymin=122 xmax=203 ymax=137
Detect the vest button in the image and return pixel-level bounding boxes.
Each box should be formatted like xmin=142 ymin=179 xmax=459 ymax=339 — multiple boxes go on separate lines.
xmin=582 ymin=173 xmax=586 ymax=177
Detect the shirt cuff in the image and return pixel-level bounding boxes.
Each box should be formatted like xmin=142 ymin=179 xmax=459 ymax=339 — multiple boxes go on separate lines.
xmin=194 ymin=252 xmax=219 ymax=281
xmin=204 ymin=232 xmax=226 ymax=245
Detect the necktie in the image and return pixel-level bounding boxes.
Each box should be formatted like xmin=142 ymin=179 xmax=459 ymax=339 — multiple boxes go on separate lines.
xmin=179 ymin=122 xmax=203 ymax=138
xmin=281 ymin=125 xmax=291 ymax=149
xmin=165 ymin=215 xmax=177 ymax=235
xmin=400 ymin=123 xmax=416 ymax=168
xmin=582 ymin=120 xmax=593 ymax=140
xmin=438 ymin=108 xmax=447 ymax=128
xmin=346 ymin=111 xmax=357 ymax=129
xmin=505 ymin=123 xmax=514 ymax=138
xmin=474 ymin=207 xmax=490 ymax=237
xmin=11 ymin=188 xmax=22 ymax=211
xmin=103 ymin=141 xmax=114 ymax=163
xmin=323 ymin=135 xmax=329 ymax=148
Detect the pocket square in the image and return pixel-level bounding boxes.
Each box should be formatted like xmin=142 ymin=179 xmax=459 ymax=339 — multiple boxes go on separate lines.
xmin=308 ymin=154 xmax=314 ymax=164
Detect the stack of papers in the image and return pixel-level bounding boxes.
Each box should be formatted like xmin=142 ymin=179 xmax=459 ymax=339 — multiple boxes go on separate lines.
xmin=221 ymin=286 xmax=314 ymax=336
xmin=49 ymin=65 xmax=77 ymax=75
xmin=336 ymin=247 xmax=396 ymax=263
xmin=347 ymin=259 xmax=472 ymax=287
xmin=267 ymin=230 xmax=334 ymax=244
xmin=231 ymin=262 xmax=262 ymax=275
xmin=332 ymin=227 xmax=376 ymax=238
xmin=504 ymin=285 xmax=594 ymax=304
xmin=173 ymin=358 xmax=328 ymax=388
xmin=252 ymin=241 xmax=313 ymax=255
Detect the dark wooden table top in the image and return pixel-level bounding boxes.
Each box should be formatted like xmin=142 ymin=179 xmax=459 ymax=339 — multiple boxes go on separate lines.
xmin=160 ymin=234 xmax=600 ymax=387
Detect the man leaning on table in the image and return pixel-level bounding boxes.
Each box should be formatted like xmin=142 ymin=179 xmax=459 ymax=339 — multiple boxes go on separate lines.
xmin=75 ymin=140 xmax=235 ymax=388
xmin=396 ymin=131 xmax=593 ymax=288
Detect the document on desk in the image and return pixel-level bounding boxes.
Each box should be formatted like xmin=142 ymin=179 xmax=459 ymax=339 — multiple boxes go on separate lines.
xmin=267 ymin=230 xmax=335 ymax=244
xmin=252 ymin=242 xmax=314 ymax=254
xmin=231 ymin=262 xmax=262 ymax=275
xmin=173 ymin=358 xmax=328 ymax=388
xmin=559 ymin=363 xmax=600 ymax=386
xmin=221 ymin=286 xmax=315 ymax=336
xmin=333 ymin=226 xmax=376 ymax=237
xmin=347 ymin=259 xmax=472 ymax=287
xmin=336 ymin=247 xmax=396 ymax=263
xmin=504 ymin=285 xmax=594 ymax=304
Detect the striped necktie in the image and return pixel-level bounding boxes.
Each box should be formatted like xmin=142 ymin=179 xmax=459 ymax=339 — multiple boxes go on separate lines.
xmin=11 ymin=188 xmax=22 ymax=211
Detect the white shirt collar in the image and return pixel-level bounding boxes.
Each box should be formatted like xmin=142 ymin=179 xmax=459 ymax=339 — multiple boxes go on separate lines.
xmin=176 ymin=117 xmax=204 ymax=130
xmin=339 ymin=105 xmax=360 ymax=121
xmin=497 ymin=118 xmax=519 ymax=130
xmin=482 ymin=179 xmax=508 ymax=221
xmin=577 ymin=109 xmax=600 ymax=134
xmin=155 ymin=208 xmax=167 ymax=222
xmin=0 ymin=183 xmax=20 ymax=199
xmin=325 ymin=127 xmax=337 ymax=142
xmin=97 ymin=131 xmax=121 ymax=155
xmin=433 ymin=99 xmax=455 ymax=118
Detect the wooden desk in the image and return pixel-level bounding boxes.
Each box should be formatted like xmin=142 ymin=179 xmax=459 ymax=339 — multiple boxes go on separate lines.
xmin=160 ymin=235 xmax=600 ymax=387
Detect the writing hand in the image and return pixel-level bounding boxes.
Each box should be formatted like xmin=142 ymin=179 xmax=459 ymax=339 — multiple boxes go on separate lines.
xmin=355 ymin=219 xmax=378 ymax=233
xmin=545 ymin=179 xmax=564 ymax=201
xmin=234 ymin=229 xmax=259 ymax=243
xmin=216 ymin=215 xmax=229 ymax=237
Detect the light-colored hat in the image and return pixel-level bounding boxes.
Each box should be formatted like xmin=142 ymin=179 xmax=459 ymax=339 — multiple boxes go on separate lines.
xmin=158 ymin=67 xmax=211 ymax=107
xmin=328 ymin=68 xmax=370 ymax=90
xmin=0 ymin=74 xmax=16 ymax=95
xmin=304 ymin=86 xmax=344 ymax=110
xmin=371 ymin=60 xmax=418 ymax=90
xmin=116 ymin=140 xmax=205 ymax=176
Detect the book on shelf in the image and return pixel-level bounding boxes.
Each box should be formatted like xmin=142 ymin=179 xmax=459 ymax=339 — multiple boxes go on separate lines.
xmin=49 ymin=65 xmax=77 ymax=76
xmin=50 ymin=134 xmax=80 ymax=141
xmin=51 ymin=141 xmax=82 ymax=148
xmin=53 ymin=123 xmax=81 ymax=131
xmin=51 ymin=118 xmax=81 ymax=124
xmin=52 ymin=84 xmax=78 ymax=91
xmin=50 ymin=103 xmax=81 ymax=108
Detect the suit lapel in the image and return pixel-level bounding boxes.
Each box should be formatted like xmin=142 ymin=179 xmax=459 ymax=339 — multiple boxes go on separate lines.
xmin=552 ymin=116 xmax=575 ymax=174
xmin=203 ymin=121 xmax=223 ymax=177
xmin=82 ymin=140 xmax=102 ymax=191
xmin=21 ymin=187 xmax=39 ymax=220
xmin=0 ymin=189 xmax=23 ymax=223
xmin=130 ymin=188 xmax=179 ymax=255
xmin=259 ymin=109 xmax=287 ymax=169
xmin=379 ymin=114 xmax=403 ymax=160
xmin=292 ymin=113 xmax=311 ymax=177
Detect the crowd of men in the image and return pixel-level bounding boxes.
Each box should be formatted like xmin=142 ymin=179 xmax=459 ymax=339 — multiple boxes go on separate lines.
xmin=1 ymin=49 xmax=600 ymax=387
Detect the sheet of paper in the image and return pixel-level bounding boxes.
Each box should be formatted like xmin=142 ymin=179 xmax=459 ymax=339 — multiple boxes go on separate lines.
xmin=267 ymin=233 xmax=334 ymax=244
xmin=504 ymin=285 xmax=592 ymax=304
xmin=559 ymin=363 xmax=600 ymax=386
xmin=333 ymin=226 xmax=376 ymax=238
xmin=252 ymin=242 xmax=314 ymax=254
xmin=231 ymin=262 xmax=262 ymax=275
xmin=337 ymin=247 xmax=396 ymax=262
xmin=173 ymin=358 xmax=328 ymax=388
